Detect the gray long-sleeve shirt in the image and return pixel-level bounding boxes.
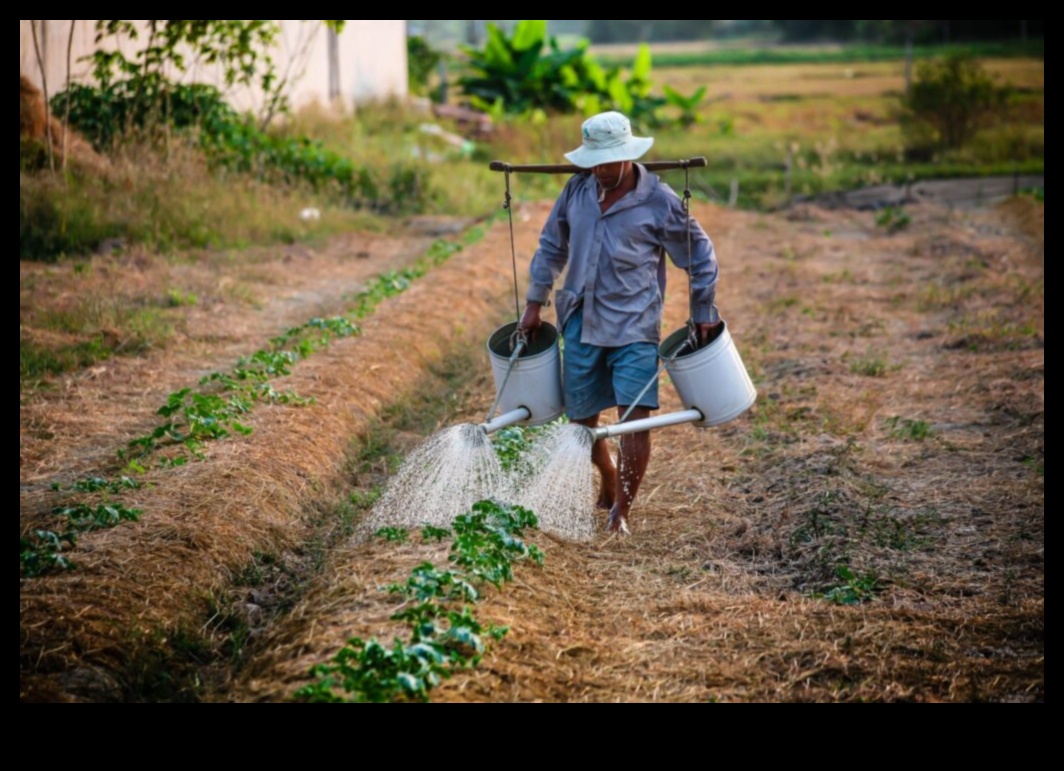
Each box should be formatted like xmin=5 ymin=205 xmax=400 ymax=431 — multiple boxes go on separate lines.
xmin=527 ymin=164 xmax=720 ymax=348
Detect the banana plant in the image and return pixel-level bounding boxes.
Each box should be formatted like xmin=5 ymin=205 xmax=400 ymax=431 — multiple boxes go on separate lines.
xmin=663 ymin=85 xmax=708 ymax=128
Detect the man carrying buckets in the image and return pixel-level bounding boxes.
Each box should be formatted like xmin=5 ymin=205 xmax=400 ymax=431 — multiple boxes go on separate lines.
xmin=519 ymin=111 xmax=721 ymax=535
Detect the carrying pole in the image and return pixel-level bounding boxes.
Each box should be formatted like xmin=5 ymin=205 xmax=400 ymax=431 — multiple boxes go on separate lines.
xmin=490 ymin=158 xmax=708 ymax=175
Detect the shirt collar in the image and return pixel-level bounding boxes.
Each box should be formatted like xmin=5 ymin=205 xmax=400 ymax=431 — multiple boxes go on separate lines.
xmin=583 ymin=163 xmax=657 ymax=216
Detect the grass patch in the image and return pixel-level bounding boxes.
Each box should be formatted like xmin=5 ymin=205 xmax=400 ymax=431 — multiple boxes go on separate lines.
xmin=849 ymin=351 xmax=892 ymax=378
xmin=20 ymin=335 xmax=112 ymax=384
xmin=20 ymin=143 xmax=384 ymax=262
xmin=888 ymin=416 xmax=934 ymax=442
xmin=947 ymin=311 xmax=1041 ymax=352
xmin=917 ymin=282 xmax=980 ymax=312
xmin=20 ymin=295 xmax=178 ymax=390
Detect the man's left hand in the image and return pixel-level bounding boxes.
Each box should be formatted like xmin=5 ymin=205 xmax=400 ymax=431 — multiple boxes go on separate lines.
xmin=697 ymin=322 xmax=724 ymax=347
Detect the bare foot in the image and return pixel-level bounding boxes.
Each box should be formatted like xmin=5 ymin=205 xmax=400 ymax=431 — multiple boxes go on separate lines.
xmin=606 ymin=506 xmax=630 ymax=535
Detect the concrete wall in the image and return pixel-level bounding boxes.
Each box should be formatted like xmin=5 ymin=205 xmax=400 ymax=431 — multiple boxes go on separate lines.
xmin=20 ymin=20 xmax=408 ymax=114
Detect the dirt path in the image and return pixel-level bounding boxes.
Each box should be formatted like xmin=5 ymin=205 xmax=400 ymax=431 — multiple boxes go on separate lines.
xmin=227 ymin=198 xmax=1043 ymax=703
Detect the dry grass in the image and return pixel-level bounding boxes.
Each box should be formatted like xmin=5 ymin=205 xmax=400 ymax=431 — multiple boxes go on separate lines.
xmin=217 ymin=198 xmax=1041 ymax=703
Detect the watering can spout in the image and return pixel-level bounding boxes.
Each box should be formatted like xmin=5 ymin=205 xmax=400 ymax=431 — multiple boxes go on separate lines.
xmin=480 ymin=407 xmax=532 ymax=436
xmin=587 ymin=409 xmax=706 ymax=443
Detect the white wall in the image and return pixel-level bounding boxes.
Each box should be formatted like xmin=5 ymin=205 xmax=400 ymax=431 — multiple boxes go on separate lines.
xmin=20 ymin=20 xmax=408 ymax=113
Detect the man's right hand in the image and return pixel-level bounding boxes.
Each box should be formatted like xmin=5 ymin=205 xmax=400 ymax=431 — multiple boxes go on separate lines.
xmin=519 ymin=303 xmax=543 ymax=343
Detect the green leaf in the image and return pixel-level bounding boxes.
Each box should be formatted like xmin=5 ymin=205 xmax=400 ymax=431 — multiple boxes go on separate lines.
xmin=632 ymin=44 xmax=653 ymax=84
xmin=512 ymin=20 xmax=547 ymax=52
xmin=608 ymin=74 xmax=634 ymax=115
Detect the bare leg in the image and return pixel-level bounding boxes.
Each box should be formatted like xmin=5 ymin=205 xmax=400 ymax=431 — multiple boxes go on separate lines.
xmin=573 ymin=414 xmax=617 ymax=511
xmin=607 ymin=407 xmax=651 ymax=534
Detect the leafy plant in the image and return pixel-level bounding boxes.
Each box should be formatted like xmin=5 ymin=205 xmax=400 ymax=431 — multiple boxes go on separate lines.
xmin=818 ymin=566 xmax=881 ymax=606
xmin=297 ymin=500 xmax=539 ymax=703
xmin=492 ymin=426 xmax=538 ymax=471
xmin=663 ymin=85 xmax=707 ymax=128
xmin=375 ymin=528 xmax=410 ymax=544
xmin=20 ymin=501 xmax=142 ymax=578
xmin=459 ymin=21 xmax=685 ymax=125
xmin=52 ymin=476 xmax=142 ymax=495
xmin=20 ymin=531 xmax=77 ymax=578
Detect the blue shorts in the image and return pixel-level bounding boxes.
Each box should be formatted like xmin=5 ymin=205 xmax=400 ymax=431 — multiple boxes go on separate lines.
xmin=563 ymin=311 xmax=660 ymax=421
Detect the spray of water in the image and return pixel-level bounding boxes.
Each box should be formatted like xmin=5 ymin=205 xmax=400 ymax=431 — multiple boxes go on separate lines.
xmin=364 ymin=422 xmax=599 ymax=543
xmin=363 ymin=424 xmax=508 ymax=534
xmin=512 ymin=423 xmax=597 ymax=542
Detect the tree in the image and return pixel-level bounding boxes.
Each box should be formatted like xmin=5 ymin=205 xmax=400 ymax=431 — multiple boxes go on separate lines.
xmin=87 ymin=20 xmax=346 ymax=129
xmin=901 ymin=54 xmax=1011 ymax=151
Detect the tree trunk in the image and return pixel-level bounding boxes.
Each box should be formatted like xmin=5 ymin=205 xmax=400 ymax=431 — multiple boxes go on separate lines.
xmin=63 ymin=20 xmax=76 ymax=171
xmin=30 ymin=20 xmax=55 ymax=173
xmin=327 ymin=28 xmax=341 ymax=104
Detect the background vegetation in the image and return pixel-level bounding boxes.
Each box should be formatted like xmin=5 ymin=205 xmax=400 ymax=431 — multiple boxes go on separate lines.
xmin=21 ymin=19 xmax=1044 ymax=263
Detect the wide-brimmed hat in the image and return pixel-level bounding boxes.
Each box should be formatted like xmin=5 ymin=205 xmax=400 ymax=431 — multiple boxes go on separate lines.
xmin=564 ymin=111 xmax=654 ymax=169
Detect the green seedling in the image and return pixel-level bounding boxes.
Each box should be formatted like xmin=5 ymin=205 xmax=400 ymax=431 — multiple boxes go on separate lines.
xmin=298 ymin=500 xmax=538 ymax=704
xmin=818 ymin=566 xmax=881 ymax=606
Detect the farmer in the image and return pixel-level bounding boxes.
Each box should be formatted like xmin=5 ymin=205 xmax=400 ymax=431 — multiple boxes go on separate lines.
xmin=519 ymin=111 xmax=721 ymax=535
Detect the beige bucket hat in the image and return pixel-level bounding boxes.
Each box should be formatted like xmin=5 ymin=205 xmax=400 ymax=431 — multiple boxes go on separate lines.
xmin=564 ymin=111 xmax=654 ymax=168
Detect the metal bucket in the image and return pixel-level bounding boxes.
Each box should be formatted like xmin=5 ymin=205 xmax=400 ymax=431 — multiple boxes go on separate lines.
xmin=659 ymin=322 xmax=757 ymax=428
xmin=487 ymin=321 xmax=564 ymax=427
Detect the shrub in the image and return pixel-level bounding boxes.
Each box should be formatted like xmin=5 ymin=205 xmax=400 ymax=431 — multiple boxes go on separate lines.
xmin=901 ymin=54 xmax=1011 ymax=151
xmin=52 ymin=81 xmax=433 ymax=215
xmin=407 ymin=36 xmax=443 ymax=97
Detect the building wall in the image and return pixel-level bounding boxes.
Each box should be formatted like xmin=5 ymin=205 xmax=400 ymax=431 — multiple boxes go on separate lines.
xmin=19 ymin=20 xmax=408 ymax=113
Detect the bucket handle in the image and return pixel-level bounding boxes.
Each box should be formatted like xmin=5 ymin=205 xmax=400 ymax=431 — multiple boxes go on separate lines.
xmin=485 ymin=332 xmax=528 ymax=423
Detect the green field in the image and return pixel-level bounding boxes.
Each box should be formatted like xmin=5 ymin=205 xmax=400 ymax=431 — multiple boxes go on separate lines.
xmin=595 ymin=40 xmax=1045 ymax=68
